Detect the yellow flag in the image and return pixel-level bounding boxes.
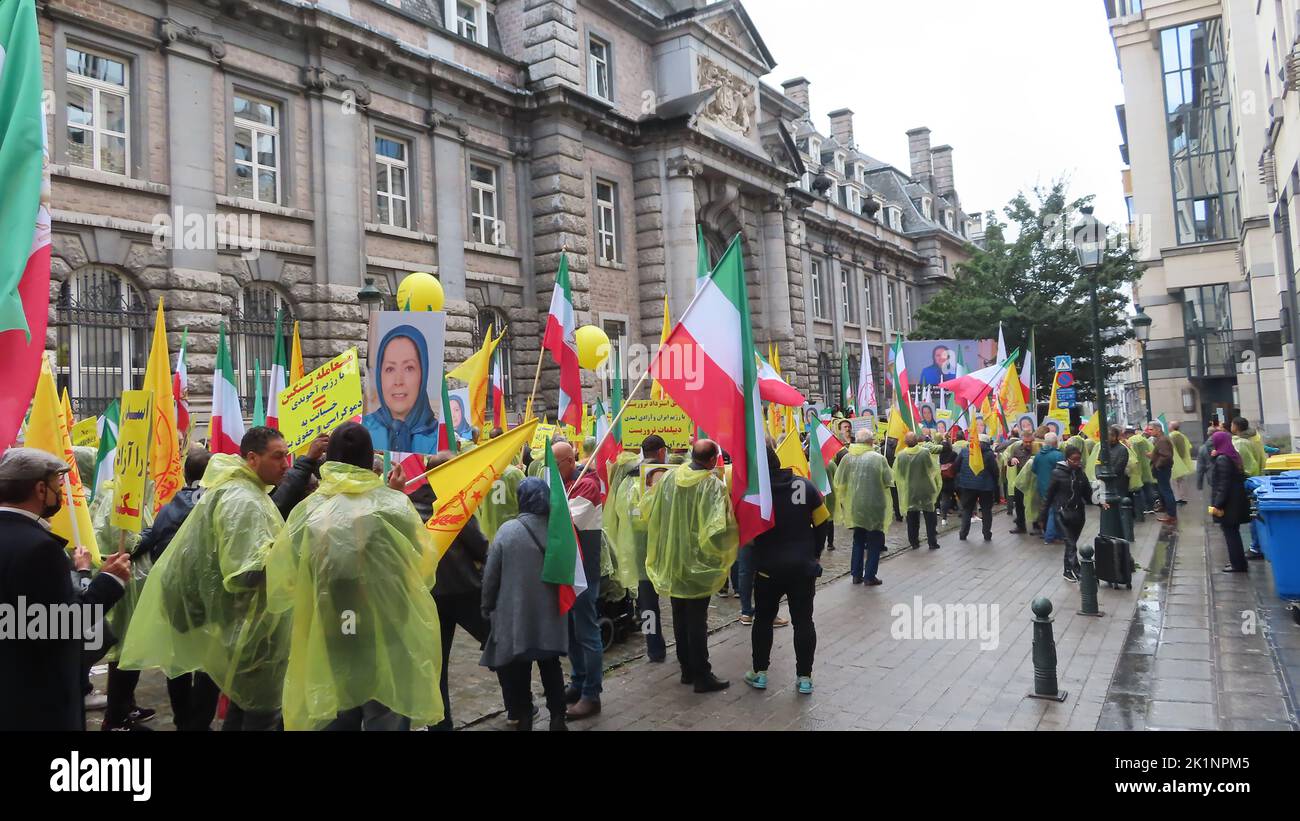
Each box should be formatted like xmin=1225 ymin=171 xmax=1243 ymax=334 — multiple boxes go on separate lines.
xmin=887 ymin=404 xmax=910 ymax=441
xmin=144 ymin=299 xmax=182 ymax=511
xmin=981 ymin=395 xmax=1003 ymax=440
xmin=1082 ymin=413 xmax=1100 ymax=440
xmin=776 ymin=431 xmax=810 ymax=478
xmin=999 ymin=361 xmax=1027 ymax=416
xmin=968 ymin=415 xmax=984 ymax=476
xmin=446 ymin=323 xmax=501 ymax=432
xmin=422 ymin=418 xmax=539 ymax=559
xmin=60 ymin=389 xmax=74 ymax=431
xmin=651 ymin=295 xmax=669 ymax=399
xmin=27 ymin=357 xmax=101 ymax=563
xmin=290 ymin=321 xmax=305 ymax=383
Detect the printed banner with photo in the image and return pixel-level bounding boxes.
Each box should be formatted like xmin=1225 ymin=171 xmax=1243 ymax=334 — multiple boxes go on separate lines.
xmin=364 ymin=311 xmax=447 ymax=455
xmin=1012 ymin=412 xmax=1039 ymax=438
xmin=888 ymin=339 xmax=997 ymax=386
xmin=447 ymin=387 xmax=474 ymax=442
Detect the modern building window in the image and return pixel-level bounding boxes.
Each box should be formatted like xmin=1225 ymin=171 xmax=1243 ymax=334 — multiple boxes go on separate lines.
xmin=595 ymin=178 xmax=619 ymax=263
xmin=810 ymin=258 xmax=827 ymax=320
xmin=449 ymin=0 xmax=486 ymax=45
xmin=374 ymin=135 xmax=410 ymax=229
xmin=839 ymin=267 xmax=857 ymax=323
xmin=1183 ymin=284 xmax=1234 ymax=377
xmin=476 ymin=307 xmax=513 ymax=413
xmin=588 ymin=35 xmax=612 ymax=101
xmin=65 ymin=47 xmax=129 ymax=175
xmin=232 ymin=93 xmax=281 ymax=204
xmin=1161 ymin=18 xmax=1239 ymax=243
xmin=55 ymin=267 xmax=149 ymax=418
xmin=231 ymin=284 xmax=292 ymax=412
xmin=469 ymin=161 xmax=501 ymax=245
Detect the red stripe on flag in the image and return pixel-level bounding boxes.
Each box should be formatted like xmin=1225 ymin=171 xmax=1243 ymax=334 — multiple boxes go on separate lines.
xmin=0 ymin=245 xmax=50 ymax=451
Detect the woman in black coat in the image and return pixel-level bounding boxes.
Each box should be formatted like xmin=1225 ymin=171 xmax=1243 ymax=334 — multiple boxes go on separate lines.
xmin=1208 ymin=431 xmax=1251 ymax=572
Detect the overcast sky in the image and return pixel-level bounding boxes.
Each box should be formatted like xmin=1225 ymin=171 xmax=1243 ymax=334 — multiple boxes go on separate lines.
xmin=743 ymin=0 xmax=1128 ymax=228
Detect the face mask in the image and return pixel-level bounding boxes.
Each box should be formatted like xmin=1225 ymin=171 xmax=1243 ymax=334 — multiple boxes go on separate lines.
xmin=40 ymin=481 xmax=62 ymax=519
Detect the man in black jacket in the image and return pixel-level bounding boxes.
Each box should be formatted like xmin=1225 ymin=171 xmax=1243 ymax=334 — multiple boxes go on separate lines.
xmin=955 ymin=435 xmax=998 ymax=542
xmin=745 ymin=446 xmax=824 ymax=695
xmin=134 ymin=447 xmax=219 ymax=730
xmin=0 ymin=449 xmax=130 ymax=730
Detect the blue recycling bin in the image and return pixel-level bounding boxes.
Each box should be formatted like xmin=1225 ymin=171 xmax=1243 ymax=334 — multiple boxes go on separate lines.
xmin=1252 ymin=475 xmax=1300 ymax=598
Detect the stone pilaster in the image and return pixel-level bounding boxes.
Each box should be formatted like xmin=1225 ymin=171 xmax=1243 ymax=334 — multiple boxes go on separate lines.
xmin=522 ymin=0 xmax=581 ymax=92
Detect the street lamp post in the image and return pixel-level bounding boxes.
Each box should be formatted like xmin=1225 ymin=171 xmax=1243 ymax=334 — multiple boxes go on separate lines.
xmin=1073 ymin=207 xmax=1127 ymax=540
xmin=1130 ymin=305 xmax=1153 ymax=423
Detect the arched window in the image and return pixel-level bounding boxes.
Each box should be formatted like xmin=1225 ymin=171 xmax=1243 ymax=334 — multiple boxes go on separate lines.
xmin=231 ymin=284 xmax=293 ymax=413
xmin=817 ymin=351 xmax=833 ymax=404
xmin=474 ymin=307 xmax=513 ymax=422
xmin=56 ymin=267 xmax=149 ymax=418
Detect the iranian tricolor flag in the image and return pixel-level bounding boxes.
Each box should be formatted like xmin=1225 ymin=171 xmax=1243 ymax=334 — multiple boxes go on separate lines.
xmin=0 ymin=0 xmax=52 ymax=452
xmin=650 ymin=233 xmax=773 ymax=544
xmin=436 ymin=365 xmax=459 ymax=454
xmin=590 ymin=398 xmax=620 ymax=501
xmin=491 ymin=347 xmax=507 ymax=431
xmin=810 ymin=420 xmax=844 ymax=467
xmin=394 ymin=451 xmax=427 ymax=494
xmin=888 ymin=335 xmax=919 ymax=432
xmin=174 ymin=327 xmax=191 ymax=440
xmin=92 ymin=399 xmax=120 ymax=501
xmin=542 ymin=254 xmax=582 ymax=429
xmin=265 ymin=309 xmax=287 ymax=429
xmin=1021 ymin=326 xmax=1036 ymax=406
xmin=208 ymin=324 xmax=246 ymax=454
xmin=936 ymin=350 xmax=1020 ymax=412
xmin=755 ymin=348 xmax=805 ymax=406
xmin=541 ymin=438 xmax=587 ymax=613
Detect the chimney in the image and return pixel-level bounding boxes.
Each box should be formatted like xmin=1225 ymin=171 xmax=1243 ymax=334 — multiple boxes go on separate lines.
xmin=906 ymin=127 xmax=932 ymax=183
xmin=931 ymin=145 xmax=955 ymax=198
xmin=828 ymin=108 xmax=855 ymax=148
xmin=781 ymin=77 xmax=810 ymax=116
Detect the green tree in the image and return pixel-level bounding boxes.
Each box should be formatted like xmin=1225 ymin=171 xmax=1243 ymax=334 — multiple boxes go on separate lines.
xmin=910 ymin=182 xmax=1140 ymax=403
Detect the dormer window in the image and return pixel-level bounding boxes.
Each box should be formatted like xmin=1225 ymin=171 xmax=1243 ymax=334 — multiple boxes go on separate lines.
xmin=834 ymin=153 xmax=845 ymax=174
xmin=921 ymin=197 xmax=933 ymax=220
xmin=447 ymin=0 xmax=488 ymax=46
xmin=808 ymin=138 xmax=821 ymax=160
xmin=885 ymin=207 xmax=902 ymax=231
xmin=944 ymin=209 xmax=954 ymax=230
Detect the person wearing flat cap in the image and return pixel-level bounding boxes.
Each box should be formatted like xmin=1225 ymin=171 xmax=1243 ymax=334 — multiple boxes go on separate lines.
xmin=0 ymin=448 xmax=131 ymax=730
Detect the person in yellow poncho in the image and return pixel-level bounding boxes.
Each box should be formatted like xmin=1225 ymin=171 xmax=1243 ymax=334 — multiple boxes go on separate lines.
xmin=606 ymin=437 xmax=667 ymax=663
xmin=265 ymin=422 xmax=442 ymax=730
xmin=894 ymin=432 xmax=941 ymax=550
xmin=476 ymin=461 xmax=524 ymax=542
xmin=90 ymin=478 xmax=155 ymax=731
xmin=1001 ymin=430 xmax=1037 ymax=534
xmin=833 ymin=428 xmax=894 ymax=586
xmin=1129 ymin=427 xmax=1156 ymax=514
xmin=119 ymin=428 xmax=291 ymax=731
xmin=1230 ymin=417 xmax=1266 ymax=478
xmin=1168 ymin=420 xmax=1195 ymax=503
xmin=644 ymin=439 xmax=737 ymax=693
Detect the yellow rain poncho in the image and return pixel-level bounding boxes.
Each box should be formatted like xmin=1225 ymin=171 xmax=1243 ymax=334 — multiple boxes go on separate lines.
xmin=1233 ymin=433 xmax=1265 ymax=477
xmin=265 ymin=462 xmax=443 ymax=730
xmin=1000 ymin=439 xmax=1036 ymax=498
xmin=1130 ymin=435 xmax=1155 ymax=484
xmin=1084 ymin=439 xmax=1101 ymax=482
xmin=644 ymin=464 xmax=737 ymax=599
xmin=475 ymin=463 xmax=524 ymax=542
xmin=1123 ymin=440 xmax=1143 ymax=491
xmin=609 ymin=468 xmax=650 ymax=590
xmin=893 ymin=445 xmax=939 ymax=513
xmin=91 ymin=480 xmax=154 ymax=662
xmin=526 ymin=451 xmax=547 ymax=478
xmin=119 ymin=454 xmax=288 ymax=712
xmin=1169 ymin=429 xmax=1195 ymax=481
xmin=832 ymin=443 xmax=894 ymax=532
xmin=1013 ymin=455 xmax=1043 ymax=524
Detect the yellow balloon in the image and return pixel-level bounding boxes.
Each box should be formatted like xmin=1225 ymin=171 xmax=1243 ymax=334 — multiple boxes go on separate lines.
xmin=397 ymin=271 xmax=444 ymax=312
xmin=575 ymin=324 xmax=610 ymax=370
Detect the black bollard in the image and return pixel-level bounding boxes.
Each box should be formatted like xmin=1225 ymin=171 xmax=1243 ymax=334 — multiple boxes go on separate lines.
xmin=1027 ymin=597 xmax=1068 ymax=702
xmin=1076 ymin=545 xmax=1105 ymax=617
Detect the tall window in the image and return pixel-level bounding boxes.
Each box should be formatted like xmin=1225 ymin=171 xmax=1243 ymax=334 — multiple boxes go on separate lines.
xmin=862 ymin=275 xmax=874 ymax=326
xmin=595 ymin=179 xmax=619 ymax=263
xmin=374 ymin=135 xmax=410 ymax=229
xmin=66 ymin=47 xmax=129 ymax=175
xmin=55 ymin=267 xmax=149 ymax=418
xmin=903 ymin=287 xmax=914 ymax=332
xmin=921 ymin=197 xmax=933 ymax=220
xmin=839 ymin=267 xmax=856 ymax=323
xmin=231 ymin=285 xmax=292 ymax=412
xmin=232 ymin=94 xmax=280 ymax=204
xmin=455 ymin=1 xmax=481 ymax=42
xmin=601 ymin=318 xmax=625 ymax=401
xmin=817 ymin=352 xmax=833 ymax=402
xmin=1161 ymin=18 xmax=1239 ymax=243
xmin=469 ymin=161 xmax=500 ymax=245
xmin=886 ymin=281 xmax=898 ymax=329
xmin=810 ymin=259 xmax=827 ymax=320
xmin=1184 ymin=284 xmax=1234 ymax=377
xmin=588 ymin=36 xmax=612 ymax=101
xmin=476 ymin=308 xmax=513 ymax=416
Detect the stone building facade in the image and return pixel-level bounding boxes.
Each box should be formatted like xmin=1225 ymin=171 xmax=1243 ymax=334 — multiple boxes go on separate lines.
xmin=40 ymin=0 xmax=979 ymax=424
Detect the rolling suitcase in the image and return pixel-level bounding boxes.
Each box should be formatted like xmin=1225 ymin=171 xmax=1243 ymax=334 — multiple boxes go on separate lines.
xmin=1093 ymin=535 xmax=1134 ymax=590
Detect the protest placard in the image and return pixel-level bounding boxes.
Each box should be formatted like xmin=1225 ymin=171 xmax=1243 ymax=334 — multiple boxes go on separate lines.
xmin=70 ymin=416 xmax=99 ymax=448
xmin=530 ymin=422 xmax=557 ymax=451
xmin=278 ymin=349 xmax=364 ymax=453
xmin=111 ymin=390 xmax=152 ymax=533
xmin=621 ymin=398 xmax=693 ymax=449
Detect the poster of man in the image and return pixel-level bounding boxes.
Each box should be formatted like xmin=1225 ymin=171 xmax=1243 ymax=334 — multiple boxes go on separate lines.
xmin=364 ymin=311 xmax=447 ymax=454
xmin=891 ymin=339 xmax=997 ymax=386
xmin=836 ymin=418 xmax=853 ymax=443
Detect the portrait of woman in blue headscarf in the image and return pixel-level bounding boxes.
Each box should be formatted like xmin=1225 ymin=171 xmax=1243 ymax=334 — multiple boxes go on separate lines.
xmin=448 ymin=392 xmax=474 ymax=441
xmin=363 ymin=325 xmax=441 ymax=453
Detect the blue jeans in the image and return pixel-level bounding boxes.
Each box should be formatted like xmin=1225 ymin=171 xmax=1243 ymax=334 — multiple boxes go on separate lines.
xmin=1044 ymin=508 xmax=1060 ymax=542
xmin=851 ymin=527 xmax=885 ymax=581
xmin=736 ymin=544 xmax=754 ymax=616
xmin=1154 ymin=464 xmax=1176 ymax=516
xmin=567 ymin=530 xmax=604 ymax=699
xmin=1250 ymin=519 xmax=1262 ymax=555
xmin=636 ymin=579 xmax=666 ymax=660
